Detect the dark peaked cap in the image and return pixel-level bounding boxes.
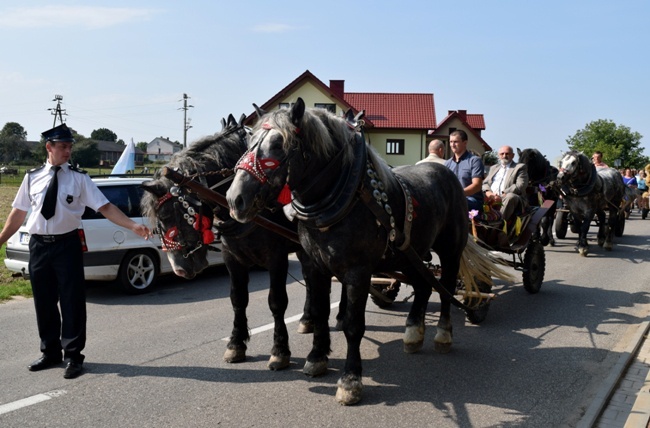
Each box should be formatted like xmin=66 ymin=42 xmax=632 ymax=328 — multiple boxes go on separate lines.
xmin=42 ymin=123 xmax=75 ymax=143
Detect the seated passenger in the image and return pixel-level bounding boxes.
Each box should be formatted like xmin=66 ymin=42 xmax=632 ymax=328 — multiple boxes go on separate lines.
xmin=444 ymin=130 xmax=484 ymax=212
xmin=482 ymin=145 xmax=529 ymax=221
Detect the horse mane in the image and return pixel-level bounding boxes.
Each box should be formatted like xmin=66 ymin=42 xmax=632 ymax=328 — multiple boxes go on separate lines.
xmin=258 ymin=107 xmax=356 ymax=166
xmin=140 ymin=122 xmax=248 ymax=224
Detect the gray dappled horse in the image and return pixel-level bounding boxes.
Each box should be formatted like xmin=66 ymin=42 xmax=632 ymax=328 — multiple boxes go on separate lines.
xmin=556 ymin=150 xmax=625 ymax=256
xmin=226 ymin=98 xmax=509 ymax=405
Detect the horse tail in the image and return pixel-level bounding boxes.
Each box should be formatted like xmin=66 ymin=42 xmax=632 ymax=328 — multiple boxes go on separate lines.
xmin=458 ymin=238 xmax=516 ymax=298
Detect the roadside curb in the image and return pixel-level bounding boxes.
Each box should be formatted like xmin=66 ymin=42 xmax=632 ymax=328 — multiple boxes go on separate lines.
xmin=577 ymin=320 xmax=650 ymax=428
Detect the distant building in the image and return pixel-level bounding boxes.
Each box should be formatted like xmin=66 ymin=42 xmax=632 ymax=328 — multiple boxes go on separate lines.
xmin=95 ymin=140 xmax=144 ymax=167
xmin=146 ymin=137 xmax=182 ymax=162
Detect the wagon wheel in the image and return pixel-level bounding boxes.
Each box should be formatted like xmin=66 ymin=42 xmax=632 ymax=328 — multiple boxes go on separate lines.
xmin=369 ymin=275 xmax=401 ymax=309
xmin=614 ymin=212 xmax=625 ymax=237
xmin=522 ymin=241 xmax=545 ymax=294
xmin=464 ymin=280 xmax=492 ymax=325
xmin=554 ymin=210 xmax=568 ymax=239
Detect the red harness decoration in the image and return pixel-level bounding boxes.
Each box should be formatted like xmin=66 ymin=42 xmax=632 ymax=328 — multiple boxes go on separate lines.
xmin=193 ymin=214 xmax=214 ymax=244
xmin=161 ymin=227 xmax=182 ymax=251
xmin=236 ymin=151 xmax=280 ymax=184
xmin=156 ymin=192 xmax=173 ymax=209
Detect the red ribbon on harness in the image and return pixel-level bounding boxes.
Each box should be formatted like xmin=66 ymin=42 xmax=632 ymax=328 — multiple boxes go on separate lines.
xmin=193 ymin=214 xmax=214 ymax=244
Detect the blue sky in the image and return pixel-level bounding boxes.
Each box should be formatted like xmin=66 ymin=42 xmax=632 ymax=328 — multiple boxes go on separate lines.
xmin=1 ymin=1 xmax=648 ymax=164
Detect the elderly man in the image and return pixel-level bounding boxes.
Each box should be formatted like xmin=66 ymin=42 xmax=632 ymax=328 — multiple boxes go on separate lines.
xmin=416 ymin=139 xmax=445 ymax=165
xmin=483 ymin=145 xmax=529 ymax=220
xmin=444 ymin=130 xmax=484 ymax=211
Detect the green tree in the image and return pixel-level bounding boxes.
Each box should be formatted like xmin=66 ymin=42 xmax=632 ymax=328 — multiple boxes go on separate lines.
xmin=482 ymin=150 xmax=498 ymax=167
xmin=91 ymin=128 xmax=117 ymax=142
xmin=0 ymin=122 xmax=28 ymax=163
xmin=71 ymin=140 xmax=100 ymax=167
xmin=566 ymin=119 xmax=648 ymax=168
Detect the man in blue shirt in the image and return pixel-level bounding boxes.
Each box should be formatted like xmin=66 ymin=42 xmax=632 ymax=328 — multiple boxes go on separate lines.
xmin=444 ymin=130 xmax=484 ymax=211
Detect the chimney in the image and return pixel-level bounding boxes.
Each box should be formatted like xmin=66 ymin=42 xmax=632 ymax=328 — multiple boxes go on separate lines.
xmin=458 ymin=110 xmax=467 ymax=121
xmin=330 ymin=80 xmax=345 ymax=98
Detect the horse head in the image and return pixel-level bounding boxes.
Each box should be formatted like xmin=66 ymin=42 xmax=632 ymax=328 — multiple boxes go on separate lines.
xmin=141 ymin=177 xmax=214 ymax=279
xmin=140 ymin=116 xmax=250 ymax=278
xmin=227 ymin=97 xmax=356 ymax=223
xmin=557 ymin=150 xmax=590 ymax=182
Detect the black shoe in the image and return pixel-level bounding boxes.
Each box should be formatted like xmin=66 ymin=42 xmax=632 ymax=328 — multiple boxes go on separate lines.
xmin=63 ymin=361 xmax=83 ymax=379
xmin=28 ymin=355 xmax=62 ymax=372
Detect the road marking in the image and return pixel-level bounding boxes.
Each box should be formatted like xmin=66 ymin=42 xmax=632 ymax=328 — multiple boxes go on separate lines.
xmin=221 ymin=301 xmax=341 ymax=341
xmin=0 ymin=390 xmax=67 ymax=416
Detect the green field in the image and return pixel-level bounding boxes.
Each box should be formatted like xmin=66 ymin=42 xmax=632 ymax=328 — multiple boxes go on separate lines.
xmin=0 ymin=185 xmax=32 ymax=301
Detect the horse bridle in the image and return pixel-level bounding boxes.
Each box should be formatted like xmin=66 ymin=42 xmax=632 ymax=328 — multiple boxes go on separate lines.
xmin=155 ymin=186 xmax=215 ymax=258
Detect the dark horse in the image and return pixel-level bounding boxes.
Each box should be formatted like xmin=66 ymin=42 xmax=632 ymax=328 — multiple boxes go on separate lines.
xmin=226 ymin=98 xmax=511 ymax=405
xmin=141 ymin=115 xmax=324 ymax=370
xmin=517 ymin=148 xmax=559 ymax=246
xmin=555 ymin=150 xmax=625 ymax=256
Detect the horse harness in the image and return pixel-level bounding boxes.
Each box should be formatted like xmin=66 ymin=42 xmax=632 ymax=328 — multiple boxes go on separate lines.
xmin=233 ymin=120 xmax=479 ymax=310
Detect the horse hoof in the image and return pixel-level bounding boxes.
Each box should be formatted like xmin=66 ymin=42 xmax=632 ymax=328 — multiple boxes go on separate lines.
xmin=403 ymin=340 xmax=424 ymax=354
xmin=604 ymin=244 xmax=613 ymax=251
xmin=223 ymin=348 xmax=246 ymax=363
xmin=297 ymin=321 xmax=313 ymax=334
xmin=303 ymin=359 xmax=328 ymax=377
xmin=579 ymin=248 xmax=588 ymax=257
xmin=597 ymin=239 xmax=605 ymax=247
xmin=434 ymin=341 xmax=452 ymax=354
xmin=403 ymin=324 xmax=425 ymax=353
xmin=268 ymin=355 xmax=290 ymax=371
xmin=336 ymin=376 xmax=363 ymax=405
xmin=335 ymin=319 xmax=344 ymax=331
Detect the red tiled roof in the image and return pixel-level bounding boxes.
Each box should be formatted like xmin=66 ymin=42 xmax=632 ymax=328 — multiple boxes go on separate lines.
xmin=466 ymin=114 xmax=485 ymax=130
xmin=344 ymin=93 xmax=436 ymax=130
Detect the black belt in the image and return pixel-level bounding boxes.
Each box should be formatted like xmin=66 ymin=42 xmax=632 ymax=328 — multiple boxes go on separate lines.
xmin=31 ymin=230 xmax=79 ymax=243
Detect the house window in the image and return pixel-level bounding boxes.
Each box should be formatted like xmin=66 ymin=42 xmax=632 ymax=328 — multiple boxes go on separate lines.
xmin=386 ymin=139 xmax=405 ymax=155
xmin=314 ymin=103 xmax=336 ymax=113
xmin=279 ymin=103 xmax=293 ymax=109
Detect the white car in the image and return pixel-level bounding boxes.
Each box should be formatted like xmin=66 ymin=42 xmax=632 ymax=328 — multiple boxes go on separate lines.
xmin=3 ymin=177 xmax=224 ymax=293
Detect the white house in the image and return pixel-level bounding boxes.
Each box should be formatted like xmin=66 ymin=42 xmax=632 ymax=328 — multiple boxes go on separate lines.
xmin=146 ymin=137 xmax=182 ymax=162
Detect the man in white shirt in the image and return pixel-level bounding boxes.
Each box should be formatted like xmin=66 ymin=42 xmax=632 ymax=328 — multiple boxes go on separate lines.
xmin=483 ymin=145 xmax=529 ymax=220
xmin=0 ymin=124 xmax=150 ymax=379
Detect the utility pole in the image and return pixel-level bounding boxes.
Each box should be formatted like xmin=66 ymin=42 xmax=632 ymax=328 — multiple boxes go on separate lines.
xmin=179 ymin=93 xmax=194 ymax=148
xmin=48 ymin=94 xmax=67 ymax=127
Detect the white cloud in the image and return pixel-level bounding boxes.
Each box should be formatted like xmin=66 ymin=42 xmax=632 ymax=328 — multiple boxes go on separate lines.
xmin=251 ymin=23 xmax=297 ymax=33
xmin=0 ymin=6 xmax=158 ymax=29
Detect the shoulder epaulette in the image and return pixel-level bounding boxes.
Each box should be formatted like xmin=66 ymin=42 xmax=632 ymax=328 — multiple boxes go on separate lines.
xmin=28 ymin=164 xmax=46 ymax=174
xmin=69 ymin=164 xmax=88 ymax=174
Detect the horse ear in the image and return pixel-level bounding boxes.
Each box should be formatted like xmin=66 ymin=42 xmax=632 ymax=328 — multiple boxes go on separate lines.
xmin=253 ymin=103 xmax=266 ymax=118
xmin=227 ymin=114 xmax=237 ymax=128
xmin=220 ymin=118 xmax=227 ymax=130
xmin=238 ymin=114 xmax=246 ymax=127
xmin=517 ymin=148 xmax=522 ymax=156
xmin=141 ymin=180 xmax=168 ymax=198
xmin=291 ymin=98 xmax=306 ymax=127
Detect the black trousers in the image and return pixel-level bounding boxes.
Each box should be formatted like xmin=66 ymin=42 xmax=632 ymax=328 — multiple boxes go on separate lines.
xmin=28 ymin=232 xmax=86 ymax=363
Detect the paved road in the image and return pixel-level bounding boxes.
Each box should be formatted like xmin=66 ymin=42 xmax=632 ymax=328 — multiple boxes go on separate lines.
xmin=0 ymin=213 xmax=648 ymax=427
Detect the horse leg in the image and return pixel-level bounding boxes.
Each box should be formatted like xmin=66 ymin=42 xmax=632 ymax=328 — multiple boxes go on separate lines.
xmin=266 ymin=252 xmax=291 ymax=370
xmin=402 ymin=265 xmax=434 ymax=354
xmin=604 ymin=208 xmax=616 ymax=251
xmin=295 ymin=250 xmax=315 ymax=334
xmin=433 ymin=253 xmax=459 ymax=354
xmin=335 ymin=275 xmax=370 ymax=406
xmin=577 ymin=215 xmax=591 ymax=256
xmin=223 ymin=256 xmax=250 ymax=363
xmin=301 ymin=265 xmax=332 ymax=378
xmin=596 ymin=210 xmax=606 ymax=247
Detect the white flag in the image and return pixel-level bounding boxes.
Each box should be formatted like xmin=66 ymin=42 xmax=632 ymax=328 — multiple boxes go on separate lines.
xmin=111 ymin=139 xmax=136 ymax=174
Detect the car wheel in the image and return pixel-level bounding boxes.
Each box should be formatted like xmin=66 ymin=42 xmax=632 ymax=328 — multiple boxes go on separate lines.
xmin=118 ymin=249 xmax=160 ymax=294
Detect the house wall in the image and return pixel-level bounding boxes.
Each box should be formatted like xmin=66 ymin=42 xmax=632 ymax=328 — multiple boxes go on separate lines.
xmin=277 ymin=84 xmax=345 ymax=114
xmin=366 ymin=129 xmax=426 ymax=166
